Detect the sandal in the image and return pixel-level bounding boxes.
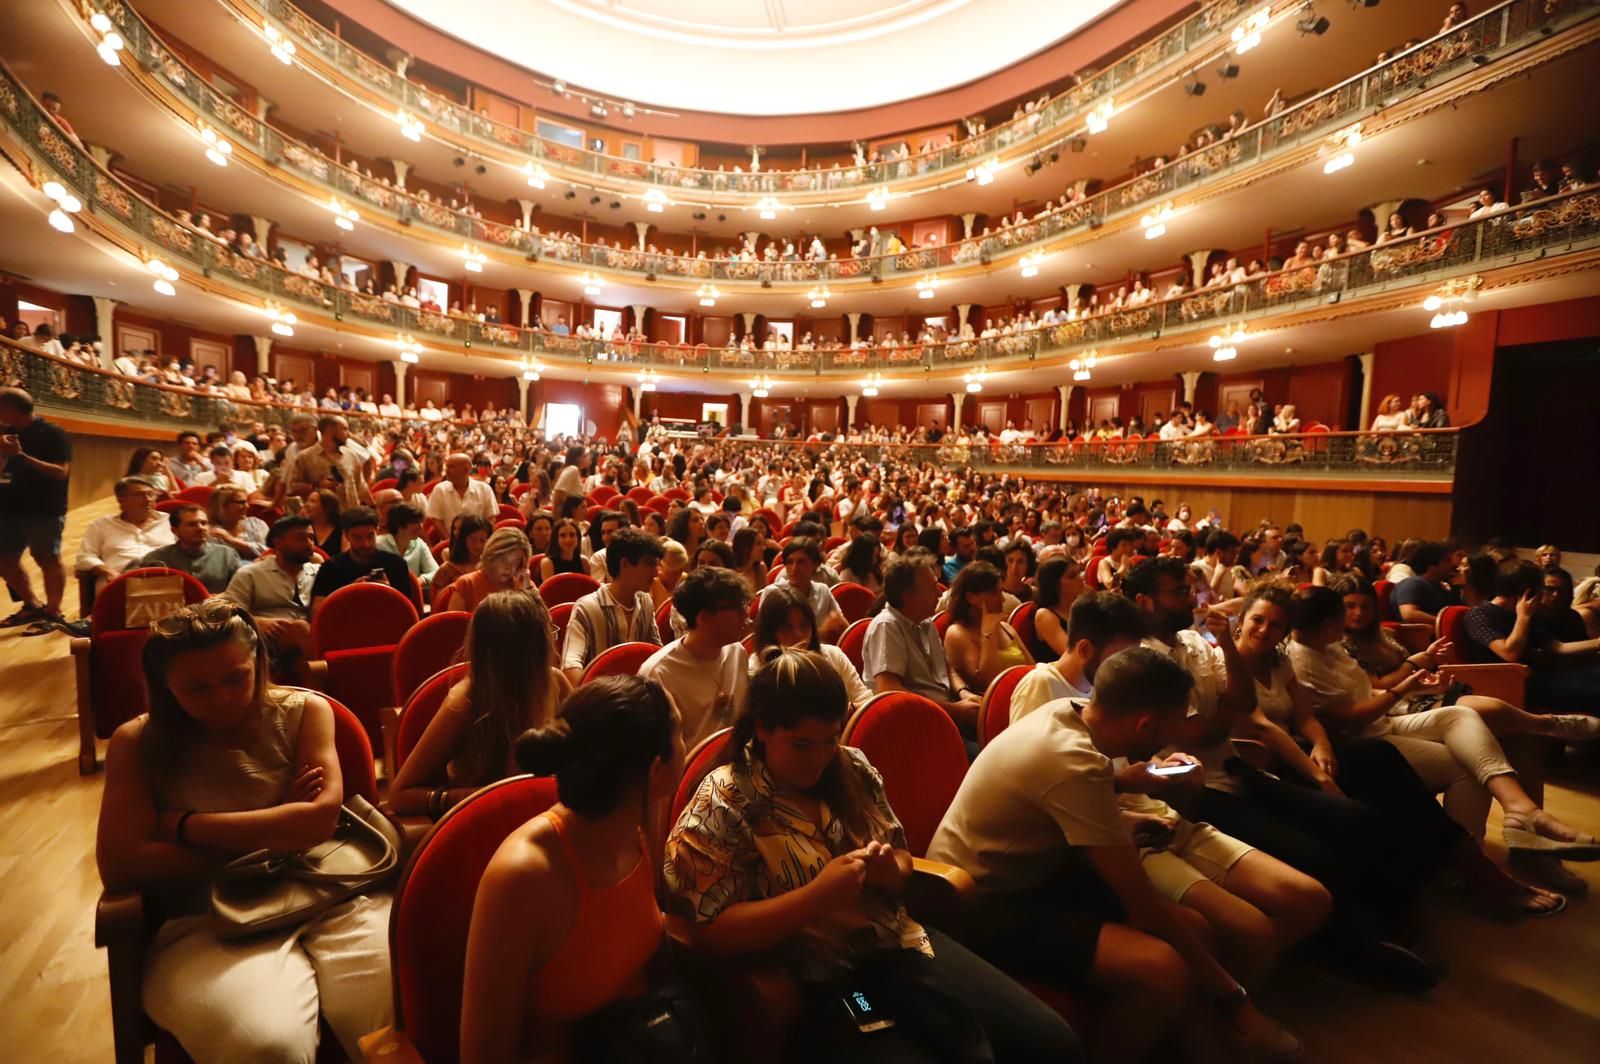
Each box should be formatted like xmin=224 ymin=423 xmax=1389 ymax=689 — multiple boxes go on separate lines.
xmin=20 ymin=617 xmax=63 ymax=637
xmin=1509 ymin=853 xmax=1590 ymax=898
xmin=1544 ymin=715 xmax=1600 ymax=742
xmin=1503 ymin=810 xmax=1600 ymax=861
xmin=0 ymin=605 xmax=45 ymax=628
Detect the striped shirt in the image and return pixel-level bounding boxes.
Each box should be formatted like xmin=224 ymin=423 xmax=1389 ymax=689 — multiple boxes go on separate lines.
xmin=561 ymin=583 xmax=661 ymax=673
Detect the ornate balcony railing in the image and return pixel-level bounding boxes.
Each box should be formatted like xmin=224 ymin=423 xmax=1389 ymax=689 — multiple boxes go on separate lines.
xmin=662 ymin=430 xmax=1460 ymax=482
xmin=82 ymin=0 xmax=1599 ymax=291
xmin=4 ymin=59 xmax=1599 ymax=382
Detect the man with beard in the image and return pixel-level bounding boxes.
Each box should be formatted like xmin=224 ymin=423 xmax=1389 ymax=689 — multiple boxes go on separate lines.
xmin=1008 ymin=592 xmax=1147 ymax=723
xmin=222 ymin=515 xmax=322 ymax=672
xmin=309 ymin=507 xmax=416 ymax=617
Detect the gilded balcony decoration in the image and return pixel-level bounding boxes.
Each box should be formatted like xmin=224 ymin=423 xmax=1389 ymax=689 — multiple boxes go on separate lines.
xmin=1370 ymin=231 xmax=1459 ymax=275
xmin=149 ymin=215 xmax=197 ymax=254
xmin=95 ymin=174 xmax=134 ymax=220
xmin=1511 ymin=191 xmax=1600 ymax=238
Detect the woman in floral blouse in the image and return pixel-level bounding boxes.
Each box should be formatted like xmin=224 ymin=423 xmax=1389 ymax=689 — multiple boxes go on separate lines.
xmin=664 ymin=648 xmax=1080 ymax=1062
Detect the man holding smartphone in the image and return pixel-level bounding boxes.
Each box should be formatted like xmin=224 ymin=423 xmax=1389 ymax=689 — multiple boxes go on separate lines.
xmin=0 ymin=388 xmax=72 ymax=632
xmin=308 ymin=507 xmax=418 ymax=618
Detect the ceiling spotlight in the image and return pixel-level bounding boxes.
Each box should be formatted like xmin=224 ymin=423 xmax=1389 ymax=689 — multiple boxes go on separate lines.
xmin=1208 ymin=326 xmax=1247 ymax=360
xmin=1185 ymin=79 xmax=1207 ymax=97
xmin=1086 ymin=99 xmax=1114 ymax=135
xmin=145 ymin=258 xmax=178 ymax=282
xmin=90 ymin=12 xmax=112 ymax=32
xmin=589 ymin=195 xmax=602 ymax=205
xmin=1020 ymin=252 xmax=1044 ymax=279
xmin=866 ymin=186 xmax=890 ymax=211
xmin=48 ymin=209 xmax=75 ymax=233
xmin=609 ymin=200 xmax=622 ymax=210
xmin=751 ymin=375 xmax=772 ymax=399
xmin=862 ymin=372 xmax=883 ymax=397
xmin=271 ymin=320 xmax=295 ymax=338
xmin=1069 ymin=137 xmax=1087 ymax=153
xmin=267 ymin=306 xmax=297 ymax=337
xmin=637 ymin=368 xmax=659 ymax=392
xmin=396 ymin=335 xmax=423 ymax=363
xmin=622 ymin=102 xmax=635 ymax=118
xmin=966 ymin=158 xmax=1000 ymax=185
xmin=1218 ymin=62 xmax=1240 ymax=79
xmin=198 ymin=124 xmax=233 ymax=167
xmin=327 ymin=197 xmax=359 ymax=230
xmin=756 ymin=196 xmax=781 ymax=220
xmin=264 ymin=24 xmax=296 ymax=64
xmin=1069 ymin=350 xmax=1097 ymax=381
xmin=1297 ymin=13 xmax=1331 ymax=36
xmin=964 ymin=367 xmax=986 ymax=393
xmin=808 ymin=286 xmax=831 ymax=309
xmin=551 ymin=80 xmax=566 ymax=96
xmin=581 ymin=272 xmax=604 ymax=297
xmin=1322 ymin=122 xmax=1363 ymax=174
xmin=590 ymin=103 xmax=608 ymax=118
xmin=1234 ymin=7 xmax=1271 ymax=51
xmin=643 ymin=188 xmax=669 ymax=213
xmin=915 ymin=277 xmax=938 ymax=300
xmin=96 ymin=30 xmax=124 ymax=66
xmin=1140 ymin=202 xmax=1174 ymax=239
xmin=42 ymin=180 xmax=82 ymax=218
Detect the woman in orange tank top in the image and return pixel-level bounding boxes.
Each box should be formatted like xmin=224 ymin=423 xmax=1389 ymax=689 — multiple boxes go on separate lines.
xmin=460 ymin=675 xmax=686 ymax=1063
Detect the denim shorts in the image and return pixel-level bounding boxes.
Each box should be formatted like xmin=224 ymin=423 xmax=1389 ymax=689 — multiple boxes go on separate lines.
xmin=0 ymin=512 xmax=65 ymax=559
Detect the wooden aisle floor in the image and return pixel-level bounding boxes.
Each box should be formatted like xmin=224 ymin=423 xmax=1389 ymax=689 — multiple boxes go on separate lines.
xmin=1 ymin=498 xmax=1598 ymax=1061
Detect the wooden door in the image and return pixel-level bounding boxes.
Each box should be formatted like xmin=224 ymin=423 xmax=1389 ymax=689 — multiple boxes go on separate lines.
xmin=810 ymin=403 xmax=839 ymax=436
xmin=117 ymin=324 xmax=158 ymax=360
xmin=1218 ymin=379 xmax=1262 ymax=419
xmin=1139 ymin=388 xmax=1176 ymax=429
xmin=1025 ymin=397 xmax=1055 ymax=434
xmin=189 ymin=338 xmax=230 ymax=381
xmin=915 ymin=402 xmax=948 ymax=434
xmin=1088 ymin=394 xmax=1119 ymax=427
xmin=273 ymin=353 xmax=315 ymax=391
xmin=341 ymin=363 xmax=376 ymax=397
xmin=760 ymin=403 xmax=792 ymax=437
xmin=412 ymin=375 xmax=449 ymax=409
xmin=978 ymin=402 xmax=1005 ymax=435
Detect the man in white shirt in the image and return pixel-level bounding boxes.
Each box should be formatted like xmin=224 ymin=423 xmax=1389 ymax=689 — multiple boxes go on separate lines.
xmin=563 ymin=528 xmax=663 ymax=685
xmin=76 ymin=478 xmax=175 ymax=595
xmin=192 ymin=444 xmax=256 ymax=491
xmin=377 ymin=394 xmax=402 ymax=418
xmin=422 ymin=452 xmax=497 ymax=542
xmin=1158 ymin=413 xmax=1188 ymax=441
xmin=639 ymin=567 xmax=751 ymax=746
xmin=168 ymin=431 xmax=211 ymax=487
xmin=551 ymin=446 xmax=587 ymax=511
xmin=1009 ymin=592 xmax=1145 ymax=724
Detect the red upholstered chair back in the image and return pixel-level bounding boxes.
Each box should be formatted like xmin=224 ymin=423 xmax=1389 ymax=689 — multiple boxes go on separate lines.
xmin=85 ymin=568 xmax=212 ymax=739
xmin=978 ymin=665 xmax=1032 ymax=749
xmin=645 ymin=496 xmax=671 ymax=516
xmin=496 ymin=505 xmax=521 ymax=523
xmin=429 ymin=539 xmax=450 ymax=561
xmin=752 ymin=507 xmax=782 ymax=530
xmin=420 ymin=478 xmax=442 ymax=497
xmin=90 ymin=568 xmax=212 ymax=637
xmin=823 ymin=535 xmax=847 ymax=553
xmin=1375 ymin=579 xmax=1395 ymax=622
xmin=176 ymin=485 xmax=214 ymax=504
xmin=312 ymin=582 xmax=418 ymax=655
xmin=1008 ymin=602 xmax=1038 ymax=655
xmin=549 ymin=602 xmax=574 ymax=655
xmin=153 ymin=499 xmax=185 ymax=514
xmin=392 ymin=611 xmax=471 ymax=705
xmin=538 ymin=572 xmax=600 ymax=607
xmin=831 ymin=582 xmax=875 ymax=624
xmin=1438 ymin=606 xmax=1469 ymax=662
xmin=670 ymin=728 xmax=733 ymax=828
xmin=390 ymin=775 xmax=559 ymax=1063
xmin=765 ymin=566 xmax=785 ymax=587
xmin=281 ymin=686 xmax=379 ymax=804
xmin=654 ymin=599 xmax=674 ymax=637
xmin=837 ymin=617 xmax=871 ymax=675
xmin=494 ymin=518 xmax=523 ymax=530
xmin=394 ymin=662 xmax=471 ymax=773
xmin=581 ymin=642 xmax=660 ymax=685
xmin=932 ymin=610 xmax=951 ymax=640
xmin=842 ymin=691 xmax=968 ymax=857
xmin=626 ymin=486 xmax=654 ymax=504
xmin=371 ymin=477 xmax=398 ymax=494
xmin=663 ymin=488 xmax=690 ymax=501
xmin=590 ymin=485 xmax=620 ymax=504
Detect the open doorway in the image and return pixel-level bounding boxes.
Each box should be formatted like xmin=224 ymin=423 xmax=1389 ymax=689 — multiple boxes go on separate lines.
xmin=544 ymin=402 xmax=583 ymax=439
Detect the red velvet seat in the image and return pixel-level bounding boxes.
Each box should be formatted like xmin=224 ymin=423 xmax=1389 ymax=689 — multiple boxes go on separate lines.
xmin=175 ymin=485 xmax=214 ymax=504
xmin=830 ymin=581 xmax=875 ymax=624
xmin=371 ymin=477 xmax=398 ymax=494
xmin=752 ymin=507 xmax=782 ymax=530
xmin=670 ymin=727 xmax=734 ymax=827
xmin=765 ymin=566 xmax=786 ymax=587
xmin=837 ymin=617 xmax=871 ymax=675
xmin=580 ymin=641 xmax=660 ymax=685
xmin=654 ymin=598 xmax=674 ymax=638
xmin=71 ymin=567 xmax=210 ymax=774
xmin=1375 ymin=578 xmax=1395 ymax=622
xmin=393 ymin=662 xmax=471 ymax=775
xmin=822 ymin=535 xmax=847 ymax=552
xmin=625 ymin=485 xmax=654 ymax=504
xmin=842 ymin=691 xmax=968 ymax=857
xmin=978 ymin=664 xmax=1032 ymax=749
xmin=663 ymin=487 xmax=690 ymax=501
xmin=496 ymin=504 xmax=521 ymax=522
xmin=590 ymin=484 xmax=620 ymax=504
xmin=312 ymin=583 xmax=419 ymax=747
xmin=392 ymin=610 xmax=471 ymax=706
xmin=538 ymin=572 xmax=599 ymax=607
xmin=645 ymin=496 xmax=672 ymax=516
xmin=1008 ymin=601 xmax=1038 ymax=656
xmin=932 ymin=609 xmax=951 ymax=640
xmin=549 ymin=602 xmax=574 ymax=655
xmin=493 ymin=517 xmax=523 ymax=530
xmin=363 ymin=775 xmax=561 ymax=1064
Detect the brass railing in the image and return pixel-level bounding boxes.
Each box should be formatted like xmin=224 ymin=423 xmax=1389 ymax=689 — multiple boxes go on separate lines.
xmin=3 ymin=59 xmax=1599 ymax=379
xmin=81 ymin=0 xmax=1600 ymax=289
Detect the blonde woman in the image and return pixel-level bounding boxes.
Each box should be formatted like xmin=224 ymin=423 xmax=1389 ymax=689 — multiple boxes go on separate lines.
xmin=206 ymin=485 xmax=269 ymax=559
xmin=443 ymin=528 xmax=533 ymax=613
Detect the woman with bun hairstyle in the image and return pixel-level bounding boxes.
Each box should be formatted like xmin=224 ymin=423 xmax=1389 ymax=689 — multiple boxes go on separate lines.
xmin=460 ymin=675 xmax=685 ymax=1062
xmin=664 ymin=648 xmax=1081 ymax=1062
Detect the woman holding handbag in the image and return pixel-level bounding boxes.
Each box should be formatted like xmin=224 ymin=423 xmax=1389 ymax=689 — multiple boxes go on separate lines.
xmin=95 ymin=599 xmax=393 ymax=1061
xmin=665 ymin=648 xmax=1081 ymax=1063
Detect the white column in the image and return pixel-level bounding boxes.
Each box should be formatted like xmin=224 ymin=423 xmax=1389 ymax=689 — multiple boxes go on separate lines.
xmin=1357 ymin=352 xmax=1375 ymax=431
xmin=1180 ymin=371 xmax=1202 ymax=406
xmin=1064 ymin=284 xmax=1083 ymax=312
xmin=1368 ymin=200 xmax=1406 ymax=233
xmin=519 ymin=376 xmax=532 ymax=423
xmin=394 ymin=54 xmax=411 ymax=77
xmin=956 ymin=304 xmax=973 ymax=332
xmin=252 ymin=336 xmax=273 ymax=376
xmin=846 ymin=313 xmax=862 ymax=343
xmin=517 ymin=199 xmax=537 ymax=229
xmin=1186 ymin=250 xmax=1220 ymax=288
xmin=961 ymin=213 xmax=977 ymax=239
xmin=88 ymin=144 xmax=114 ymax=169
xmin=630 ymin=222 xmax=651 ymax=250
xmin=951 ymin=392 xmax=966 ymax=431
xmin=252 ymin=95 xmax=271 ymax=121
xmin=391 ymin=261 xmax=412 ymax=291
xmin=738 ymin=390 xmax=754 ymax=430
xmin=633 ymin=386 xmax=644 ymax=420
xmin=631 ymin=305 xmax=649 ymax=335
xmin=515 ymin=289 xmax=534 ymax=328
xmin=392 ymin=359 xmax=408 ymax=408
xmin=845 ymin=394 xmax=859 ymax=428
xmin=740 ymin=313 xmax=758 ymax=338
xmin=249 ymin=215 xmax=273 ymax=248
xmin=1057 ymin=384 xmax=1073 ymax=431
xmin=389 ymin=160 xmax=411 ymax=189
xmin=91 ymin=297 xmax=117 ymax=369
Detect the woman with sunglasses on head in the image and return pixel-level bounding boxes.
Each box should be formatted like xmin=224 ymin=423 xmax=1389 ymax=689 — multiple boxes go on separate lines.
xmin=96 ymin=601 xmax=392 ymax=1060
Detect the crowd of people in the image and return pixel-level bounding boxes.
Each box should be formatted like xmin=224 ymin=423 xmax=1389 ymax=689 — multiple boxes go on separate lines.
xmin=0 ymin=377 xmax=1589 ymax=1060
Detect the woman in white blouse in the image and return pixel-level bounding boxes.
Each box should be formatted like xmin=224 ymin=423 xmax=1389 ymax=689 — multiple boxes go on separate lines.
xmin=1369 ymin=394 xmax=1410 ymax=432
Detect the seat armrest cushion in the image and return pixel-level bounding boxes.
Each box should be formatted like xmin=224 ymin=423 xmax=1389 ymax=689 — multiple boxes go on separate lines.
xmin=359 ymin=1027 xmax=425 ymax=1064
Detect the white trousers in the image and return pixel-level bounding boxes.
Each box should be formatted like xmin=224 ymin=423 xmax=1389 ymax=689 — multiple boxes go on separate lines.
xmin=1380 ymin=706 xmax=1515 ymax=838
xmin=143 ymin=893 xmax=393 ymax=1064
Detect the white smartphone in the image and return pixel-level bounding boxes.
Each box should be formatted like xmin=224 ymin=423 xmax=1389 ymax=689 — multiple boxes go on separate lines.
xmin=1149 ymin=762 xmax=1201 ymax=777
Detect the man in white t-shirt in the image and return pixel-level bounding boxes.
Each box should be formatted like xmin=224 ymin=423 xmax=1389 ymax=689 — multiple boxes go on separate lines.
xmin=1010 ymin=591 xmax=1145 ymax=724
xmin=423 ymin=452 xmax=497 ymax=542
xmin=639 ymin=566 xmax=751 ymax=746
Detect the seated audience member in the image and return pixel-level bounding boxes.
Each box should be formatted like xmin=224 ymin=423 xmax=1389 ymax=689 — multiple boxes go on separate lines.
xmin=191 ymin=444 xmax=253 ymax=491
xmin=443 ymin=528 xmax=532 ymax=613
xmin=561 ymin=527 xmax=663 ymax=685
xmin=166 ymin=430 xmax=210 ymax=486
xmin=1390 ymin=541 xmax=1457 ymax=624
xmin=651 ymin=539 xmax=689 ymax=607
xmin=1096 ymin=528 xmax=1139 ymax=591
xmin=206 ymin=485 xmax=268 ymax=560
xmin=523 ymin=511 xmax=554 ymax=557
xmin=371 ymin=488 xmax=404 ymax=531
xmin=944 ymin=561 xmax=1035 ymax=695
xmin=639 ymin=566 xmax=752 ymax=746
xmin=583 ymin=509 xmax=625 ymax=582
xmin=222 ymin=515 xmax=321 ymax=672
xmin=423 ymin=453 xmax=498 ymax=542
xmin=729 ymin=526 xmax=768 ymax=593
xmin=752 ymin=585 xmax=872 ymax=708
xmin=95 ymin=601 xmax=392 ymax=1060
xmin=863 ymin=556 xmax=983 ymax=735
xmin=303 ymin=489 xmax=343 ymax=559
xmin=762 ymin=538 xmax=846 ymax=643
xmin=1009 ymin=591 xmax=1146 ymax=724
xmin=308 ymin=507 xmax=417 ymax=616
xmin=135 ymin=503 xmax=242 ymax=594
xmin=458 ymin=673 xmax=676 ymax=1060
xmin=1370 ymin=395 xmax=1409 ymax=432
xmin=390 ymin=591 xmax=567 ymax=818
xmin=927 ymin=647 xmax=1310 ymax=1063
xmin=77 ymin=477 xmax=174 ymax=595
xmin=1029 ymin=555 xmax=1088 ymax=661
xmin=1460 ymin=559 xmax=1600 ymax=715
xmin=537 ymin=517 xmax=589 ymax=582
xmin=1289 ymin=586 xmax=1597 ymax=872
xmin=1193 ymin=530 xmax=1247 ymax=611
xmin=943 ymin=527 xmax=977 ymax=583
xmin=834 ymin=531 xmax=885 ymax=593
xmin=1000 ymin=541 xmax=1035 ymax=603
xmin=376 ymin=502 xmax=438 ymax=590
xmin=667 ymin=648 xmax=1082 ymax=1063
xmin=1312 ymin=539 xmax=1358 ymax=588
xmin=126 ymin=446 xmax=176 ymax=497
xmin=432 ymin=515 xmax=492 ymax=593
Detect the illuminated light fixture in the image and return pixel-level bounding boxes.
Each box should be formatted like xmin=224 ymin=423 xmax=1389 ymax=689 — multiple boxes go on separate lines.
xmin=807 ymin=286 xmax=831 ymax=309
xmin=1069 ymin=350 xmax=1098 ymax=382
xmin=396 ymin=109 xmax=424 ymax=142
xmin=751 ymin=375 xmax=772 ymax=399
xmin=43 ymin=180 xmax=66 ymax=201
xmin=523 ymin=359 xmax=542 ymax=381
xmin=697 ymin=285 xmax=719 ymax=307
xmin=327 ymin=197 xmax=359 ymax=231
xmin=866 ymin=186 xmax=890 ymax=211
xmin=1086 ymin=100 xmax=1114 ymax=135
xmin=90 ymin=12 xmax=112 ymax=33
xmin=966 ymin=158 xmax=1000 ymax=185
xmin=522 ymin=161 xmax=549 ymax=189
xmin=92 ymin=13 xmax=126 ymax=67
xmin=1231 ymin=7 xmax=1270 ymax=54
xmin=551 ymin=80 xmax=566 ymax=96
xmin=1422 ymin=295 xmax=1444 ymax=312
xmin=1020 ymin=252 xmax=1044 ymax=279
xmin=643 ymin=188 xmax=669 ymax=214
xmin=145 ymin=257 xmax=179 ymax=283
xmin=580 ymin=272 xmax=604 ymax=297
xmin=916 ymin=276 xmax=938 ymax=300
xmin=1429 ymin=310 xmax=1469 ymax=329
xmin=462 ymin=247 xmax=487 ymax=273
xmin=637 ymin=368 xmax=660 ymax=392
xmin=1208 ymin=325 xmax=1247 ymax=362
xmin=266 ymin=305 xmax=296 ymax=338
xmin=48 ymin=209 xmax=75 ymax=233
xmin=963 ymin=367 xmax=987 ymax=394
xmin=1140 ymin=202 xmax=1174 ymax=240
xmin=42 ymin=179 xmax=82 ymax=217
xmin=1323 ymin=151 xmax=1355 ymax=175
xmin=1423 ymin=275 xmax=1481 ymax=329
xmin=862 ymin=372 xmax=884 ymax=398
xmin=153 ymin=279 xmax=176 ymax=297
xmin=755 ymin=196 xmax=781 ymax=220
xmin=1322 ymin=123 xmax=1363 ymax=175
xmin=263 ymin=24 xmax=296 ymax=64
xmin=198 ymin=124 xmax=233 ymax=167
xmin=396 ymin=335 xmax=423 ymax=363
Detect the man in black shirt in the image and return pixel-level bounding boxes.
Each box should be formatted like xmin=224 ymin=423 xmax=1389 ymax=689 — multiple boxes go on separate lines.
xmin=0 ymin=388 xmax=72 ymax=632
xmin=309 ymin=506 xmax=418 ymax=618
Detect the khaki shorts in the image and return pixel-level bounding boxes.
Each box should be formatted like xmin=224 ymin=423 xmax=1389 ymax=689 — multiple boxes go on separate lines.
xmin=1140 ymin=820 xmax=1253 ymax=902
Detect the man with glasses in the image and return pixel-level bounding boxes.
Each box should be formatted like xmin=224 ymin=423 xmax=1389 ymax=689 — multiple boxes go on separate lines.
xmin=76 ymin=477 xmax=174 ymax=598
xmin=639 ymin=566 xmax=751 ymax=746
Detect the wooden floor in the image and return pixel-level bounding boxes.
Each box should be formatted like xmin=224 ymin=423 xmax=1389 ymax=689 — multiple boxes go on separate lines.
xmin=2 ymin=498 xmax=1598 ymax=1061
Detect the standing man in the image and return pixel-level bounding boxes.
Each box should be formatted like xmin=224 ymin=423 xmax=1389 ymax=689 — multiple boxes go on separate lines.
xmin=423 ymin=453 xmax=497 ymax=543
xmin=0 ymin=388 xmax=72 ymax=632
xmin=289 ymin=414 xmax=370 ymax=509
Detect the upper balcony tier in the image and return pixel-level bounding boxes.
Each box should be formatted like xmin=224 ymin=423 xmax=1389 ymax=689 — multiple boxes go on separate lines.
xmin=5 ymin=50 xmax=1597 ymax=396
xmin=41 ymin=0 xmax=1600 ymax=310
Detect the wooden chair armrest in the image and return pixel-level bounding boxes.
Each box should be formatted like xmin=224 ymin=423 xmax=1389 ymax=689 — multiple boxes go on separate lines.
xmin=301 ymin=659 xmax=329 ymax=689
xmin=378 ymin=704 xmax=401 ymax=782
xmin=1384 ymin=623 xmax=1434 ymax=654
xmin=72 ymin=636 xmax=97 ymax=774
xmin=95 ymin=891 xmax=152 ymax=1064
xmin=1438 ymin=663 xmax=1529 ymax=707
xmin=359 ymin=1026 xmax=425 ymax=1064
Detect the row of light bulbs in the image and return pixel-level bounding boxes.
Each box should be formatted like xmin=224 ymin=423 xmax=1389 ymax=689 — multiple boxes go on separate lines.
xmin=88 ymin=12 xmax=125 ymax=66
